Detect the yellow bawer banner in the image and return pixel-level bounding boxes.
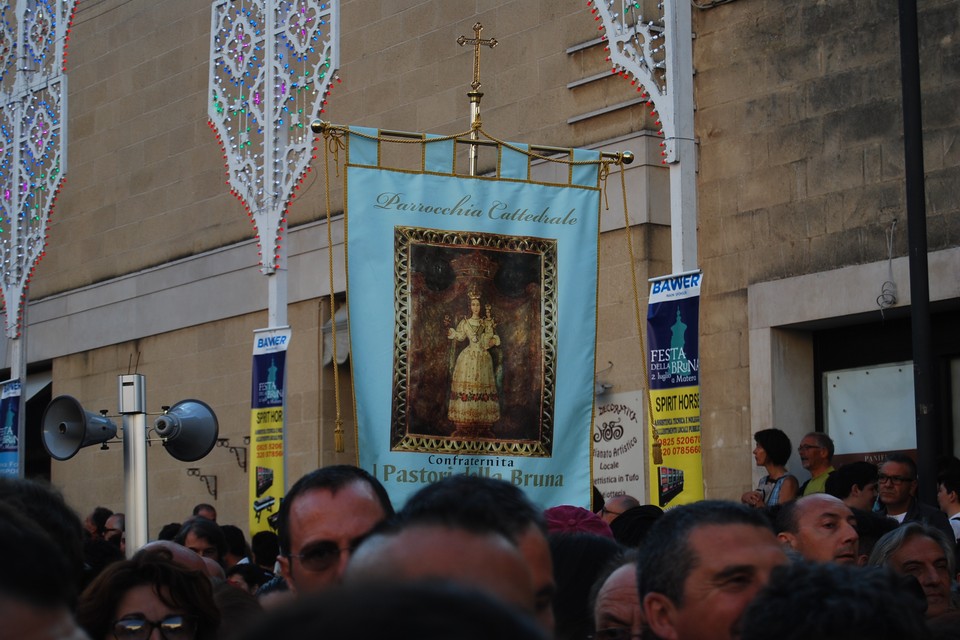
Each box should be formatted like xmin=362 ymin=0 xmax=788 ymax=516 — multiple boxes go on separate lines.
xmin=647 ymin=273 xmax=703 ymax=507
xmin=344 ymin=127 xmax=602 ymax=508
xmin=248 ymin=328 xmax=290 ymax=534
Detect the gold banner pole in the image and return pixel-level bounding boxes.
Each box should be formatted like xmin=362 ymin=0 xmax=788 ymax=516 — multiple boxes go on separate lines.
xmin=458 ymin=22 xmax=497 ymax=177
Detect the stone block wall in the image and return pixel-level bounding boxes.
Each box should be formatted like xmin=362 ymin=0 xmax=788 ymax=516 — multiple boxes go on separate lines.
xmin=694 ymin=0 xmax=960 ymax=497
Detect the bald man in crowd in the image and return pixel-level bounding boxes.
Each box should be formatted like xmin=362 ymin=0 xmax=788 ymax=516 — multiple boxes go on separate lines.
xmin=775 ymin=494 xmax=859 ymax=565
xmin=397 ymin=474 xmax=556 ymax=634
xmin=598 ymin=494 xmax=640 ymax=525
xmin=346 ymin=521 xmax=536 ymax=616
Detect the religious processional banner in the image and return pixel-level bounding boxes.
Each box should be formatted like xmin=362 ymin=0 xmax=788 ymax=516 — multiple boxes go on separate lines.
xmin=248 ymin=328 xmax=290 ymax=534
xmin=646 ymin=273 xmax=703 ymax=507
xmin=345 ymin=127 xmax=602 ymax=508
xmin=0 ymin=379 xmax=21 ymax=477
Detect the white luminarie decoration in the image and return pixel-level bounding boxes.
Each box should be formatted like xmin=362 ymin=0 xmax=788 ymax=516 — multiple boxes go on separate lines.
xmin=590 ymin=0 xmax=675 ymax=160
xmin=590 ymin=0 xmax=697 ymax=273
xmin=208 ymin=0 xmax=339 ymax=274
xmin=208 ymin=1 xmax=340 ymax=486
xmin=0 ymin=0 xmax=77 ymax=339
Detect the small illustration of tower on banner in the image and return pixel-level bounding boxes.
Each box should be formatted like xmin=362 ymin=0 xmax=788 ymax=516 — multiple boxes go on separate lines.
xmin=0 ymin=402 xmax=18 ymax=449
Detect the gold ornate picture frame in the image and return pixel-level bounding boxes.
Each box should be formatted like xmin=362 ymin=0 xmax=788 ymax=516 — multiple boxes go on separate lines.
xmin=390 ymin=225 xmax=557 ymax=457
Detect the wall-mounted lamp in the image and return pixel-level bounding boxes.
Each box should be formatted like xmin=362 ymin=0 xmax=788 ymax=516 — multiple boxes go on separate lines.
xmin=217 ymin=437 xmax=248 ymax=472
xmin=187 ymin=467 xmax=218 ymax=500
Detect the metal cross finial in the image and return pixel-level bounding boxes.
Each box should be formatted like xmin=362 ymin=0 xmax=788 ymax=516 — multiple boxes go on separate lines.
xmin=458 ymin=22 xmax=497 ymax=91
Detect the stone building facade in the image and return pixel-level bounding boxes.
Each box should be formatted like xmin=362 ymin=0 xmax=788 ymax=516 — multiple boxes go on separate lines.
xmin=4 ymin=0 xmax=957 ymax=531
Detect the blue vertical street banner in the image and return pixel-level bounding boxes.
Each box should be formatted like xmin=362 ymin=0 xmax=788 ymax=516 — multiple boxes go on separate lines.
xmin=249 ymin=328 xmax=290 ymax=534
xmin=345 ymin=127 xmax=602 ymax=508
xmin=647 ymin=273 xmax=703 ymax=507
xmin=0 ymin=379 xmax=21 ymax=477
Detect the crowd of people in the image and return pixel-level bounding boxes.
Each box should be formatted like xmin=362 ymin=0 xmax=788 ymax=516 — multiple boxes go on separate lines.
xmin=3 ymin=431 xmax=960 ymax=639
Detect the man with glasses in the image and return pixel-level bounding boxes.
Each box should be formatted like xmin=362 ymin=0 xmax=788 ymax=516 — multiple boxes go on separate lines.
xmin=797 ymin=432 xmax=835 ymax=496
xmin=277 ymin=465 xmax=395 ymax=593
xmin=598 ymin=494 xmax=640 ymax=525
xmin=876 ymin=453 xmax=953 ymax=540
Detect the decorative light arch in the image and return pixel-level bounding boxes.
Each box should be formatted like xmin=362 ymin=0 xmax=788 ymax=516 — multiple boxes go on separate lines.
xmin=0 ymin=0 xmax=78 ymax=339
xmin=589 ymin=0 xmax=697 ymax=274
xmin=208 ymin=0 xmax=340 ymax=274
xmin=589 ymin=0 xmax=677 ymax=162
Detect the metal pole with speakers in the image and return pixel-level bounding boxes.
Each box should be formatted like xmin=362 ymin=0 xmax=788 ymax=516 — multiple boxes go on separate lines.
xmin=118 ymin=374 xmax=148 ymax=555
xmin=42 ymin=374 xmax=219 ymax=557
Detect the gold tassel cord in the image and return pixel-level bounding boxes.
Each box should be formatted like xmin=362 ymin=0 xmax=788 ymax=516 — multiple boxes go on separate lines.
xmin=322 ymin=129 xmax=346 ymax=453
xmin=312 ymin=121 xmax=633 ymax=172
xmin=617 ymin=160 xmax=659 ymax=464
xmin=334 ymin=418 xmax=344 ymax=453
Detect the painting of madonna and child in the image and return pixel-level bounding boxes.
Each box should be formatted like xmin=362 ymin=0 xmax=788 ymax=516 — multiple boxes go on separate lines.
xmin=390 ymin=229 xmax=558 ymax=457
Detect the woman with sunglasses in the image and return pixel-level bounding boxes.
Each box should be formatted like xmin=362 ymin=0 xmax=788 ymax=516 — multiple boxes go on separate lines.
xmin=76 ymin=554 xmax=220 ymax=640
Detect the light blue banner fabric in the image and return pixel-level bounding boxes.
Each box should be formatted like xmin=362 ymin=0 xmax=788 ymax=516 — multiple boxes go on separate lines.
xmin=499 ymin=143 xmax=528 ymax=180
xmin=348 ymin=126 xmax=378 ymax=167
xmin=346 ymin=128 xmax=601 ymax=509
xmin=424 ymin=134 xmax=454 ymax=173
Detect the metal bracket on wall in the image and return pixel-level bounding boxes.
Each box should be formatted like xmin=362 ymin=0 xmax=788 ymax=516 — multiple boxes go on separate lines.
xmin=217 ymin=438 xmax=248 ymax=472
xmin=187 ymin=468 xmax=218 ymax=500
